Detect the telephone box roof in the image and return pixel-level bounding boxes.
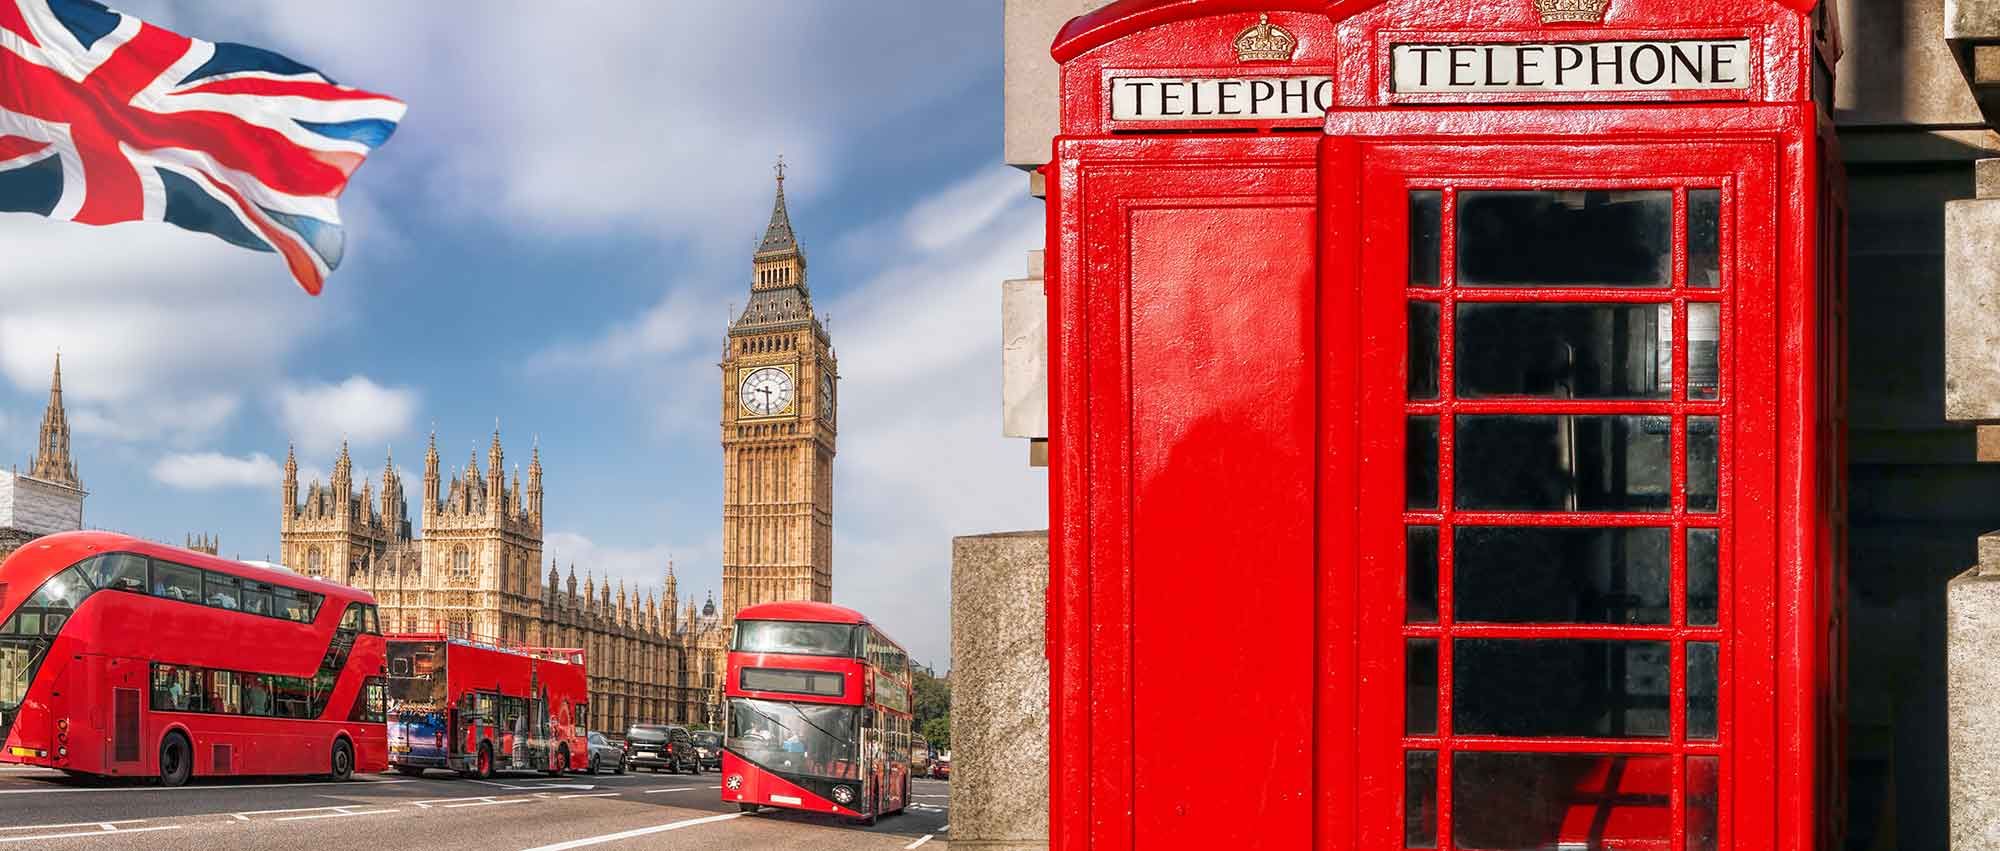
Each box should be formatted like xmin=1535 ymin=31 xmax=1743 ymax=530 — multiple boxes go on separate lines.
xmin=1053 ymin=0 xmax=1823 ymax=62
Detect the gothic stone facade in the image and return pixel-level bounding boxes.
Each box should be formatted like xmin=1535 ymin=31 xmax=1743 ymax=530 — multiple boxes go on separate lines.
xmin=278 ymin=433 xmax=724 ymax=732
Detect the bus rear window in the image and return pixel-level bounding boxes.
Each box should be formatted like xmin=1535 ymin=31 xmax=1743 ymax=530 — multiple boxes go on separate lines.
xmin=150 ymin=562 xmax=201 ymax=603
xmin=732 ymin=620 xmax=858 ymax=657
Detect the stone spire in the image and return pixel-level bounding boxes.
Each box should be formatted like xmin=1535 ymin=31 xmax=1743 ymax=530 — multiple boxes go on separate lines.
xmin=525 ymin=437 xmax=544 ymax=522
xmin=282 ymin=443 xmax=298 ymax=517
xmin=423 ymin=430 xmax=440 ymax=507
xmin=547 ymin=557 xmax=560 ymax=595
xmin=27 ymin=352 xmax=79 ymax=488
xmin=664 ymin=556 xmax=679 ymax=609
xmin=567 ymin=563 xmax=578 ymax=596
xmin=756 ymin=155 xmax=797 ymax=257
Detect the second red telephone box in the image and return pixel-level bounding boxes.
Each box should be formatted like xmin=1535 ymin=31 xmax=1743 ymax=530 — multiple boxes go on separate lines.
xmin=1046 ymin=1 xmax=1847 ymax=849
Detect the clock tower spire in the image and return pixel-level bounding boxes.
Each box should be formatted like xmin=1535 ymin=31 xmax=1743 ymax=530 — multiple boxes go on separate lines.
xmin=719 ymin=159 xmax=838 ymax=623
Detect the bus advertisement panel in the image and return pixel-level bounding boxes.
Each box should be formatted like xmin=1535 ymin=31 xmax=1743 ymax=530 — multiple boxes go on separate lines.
xmin=722 ymin=601 xmax=915 ymax=824
xmin=0 ymin=532 xmax=387 ymax=785
xmin=385 ymin=637 xmax=587 ymax=779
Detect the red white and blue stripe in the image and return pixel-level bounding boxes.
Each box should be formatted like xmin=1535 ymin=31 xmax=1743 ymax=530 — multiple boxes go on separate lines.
xmin=0 ymin=0 xmax=403 ymax=294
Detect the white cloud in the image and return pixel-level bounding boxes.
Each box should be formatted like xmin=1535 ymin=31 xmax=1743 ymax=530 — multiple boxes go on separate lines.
xmin=152 ymin=451 xmax=282 ymax=490
xmin=275 ymin=377 xmax=419 ymax=454
xmin=526 ymin=286 xmax=714 ymax=373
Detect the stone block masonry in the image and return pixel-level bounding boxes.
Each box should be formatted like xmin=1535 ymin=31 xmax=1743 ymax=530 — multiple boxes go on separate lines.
xmin=950 ymin=530 xmax=1050 ymax=851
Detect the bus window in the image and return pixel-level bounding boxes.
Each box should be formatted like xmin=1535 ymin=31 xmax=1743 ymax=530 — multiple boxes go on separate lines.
xmin=273 ymin=588 xmax=312 ymax=623
xmin=83 ymin=553 xmax=147 ymax=593
xmin=205 ymin=573 xmax=240 ymax=610
xmin=364 ymin=605 xmax=380 ymax=634
xmin=272 ymin=676 xmax=312 ymax=719
xmin=150 ymin=561 xmax=201 ymax=604
xmin=242 ymin=584 xmax=273 ymax=617
xmin=241 ymin=674 xmax=274 ymax=716
xmin=152 ymin=664 xmax=204 ymax=713
xmin=732 ymin=620 xmax=859 ymax=657
xmin=339 ymin=603 xmax=363 ymax=632
xmin=209 ymin=670 xmax=242 ymax=714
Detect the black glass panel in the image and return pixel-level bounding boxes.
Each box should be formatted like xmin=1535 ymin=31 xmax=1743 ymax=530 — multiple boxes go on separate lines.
xmin=1454 ymin=415 xmax=1672 ymax=512
xmin=1408 ymin=640 xmax=1438 ymax=735
xmin=1690 ymin=302 xmax=1720 ymax=400
xmin=1407 ymin=751 xmax=1439 ymax=849
xmin=1456 ymin=303 xmax=1670 ymax=399
xmin=1688 ymin=528 xmax=1720 ymax=626
xmin=1688 ymin=641 xmax=1719 ymax=740
xmin=1458 ymin=190 xmax=1673 ymax=287
xmin=1689 ymin=189 xmax=1722 ymax=288
xmin=1410 ymin=301 xmax=1441 ymax=400
xmin=1688 ymin=756 xmax=1720 ymax=851
xmin=1454 ymin=639 xmax=1670 ymax=738
xmin=1454 ymin=752 xmax=1673 ymax=850
xmin=1409 ymin=416 xmax=1439 ymax=510
xmin=1689 ymin=417 xmax=1720 ymax=513
xmin=1410 ymin=191 xmax=1441 ymax=287
xmin=1407 ymin=526 xmax=1439 ymax=624
xmin=1454 ymin=526 xmax=1670 ymax=624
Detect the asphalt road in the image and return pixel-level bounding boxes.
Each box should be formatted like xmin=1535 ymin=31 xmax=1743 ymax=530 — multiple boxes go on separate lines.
xmin=0 ymin=765 xmax=951 ymax=850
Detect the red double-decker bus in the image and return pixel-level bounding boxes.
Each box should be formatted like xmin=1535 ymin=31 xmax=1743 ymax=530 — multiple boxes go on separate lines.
xmin=723 ymin=601 xmax=915 ymax=824
xmin=0 ymin=532 xmax=388 ymax=785
xmin=384 ymin=636 xmax=587 ymax=779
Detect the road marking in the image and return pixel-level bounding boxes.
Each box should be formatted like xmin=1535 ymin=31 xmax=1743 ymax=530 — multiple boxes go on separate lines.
xmin=470 ymin=779 xmax=600 ymax=791
xmin=641 ymin=786 xmax=698 ymax=793
xmin=905 ymin=835 xmax=935 ymax=849
xmin=0 ymin=825 xmax=181 ymax=843
xmin=557 ymin=792 xmax=621 ymax=799
xmin=272 ymin=808 xmax=400 ymax=822
xmin=0 ymin=819 xmax=146 ymax=833
xmin=913 ymin=794 xmax=948 ymax=798
xmin=940 ymin=823 xmax=949 ymax=832
xmin=0 ymin=778 xmax=412 ymax=795
xmin=443 ymin=797 xmax=532 ymax=809
xmin=518 ymin=812 xmax=744 ymax=851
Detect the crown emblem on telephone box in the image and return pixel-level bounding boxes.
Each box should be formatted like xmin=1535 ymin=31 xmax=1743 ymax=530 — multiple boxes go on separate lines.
xmin=1234 ymin=14 xmax=1297 ymax=62
xmin=1535 ymin=0 xmax=1610 ymax=24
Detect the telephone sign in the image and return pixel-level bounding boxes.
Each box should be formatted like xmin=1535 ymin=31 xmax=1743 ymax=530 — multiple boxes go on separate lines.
xmin=1045 ymin=1 xmax=1846 ymax=850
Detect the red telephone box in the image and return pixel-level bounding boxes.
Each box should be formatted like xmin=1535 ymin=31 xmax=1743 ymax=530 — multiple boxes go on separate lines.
xmin=1045 ymin=1 xmax=1846 ymax=850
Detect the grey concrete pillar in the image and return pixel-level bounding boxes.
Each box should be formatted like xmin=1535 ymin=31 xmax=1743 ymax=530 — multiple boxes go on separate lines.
xmin=1951 ymin=535 xmax=2000 ymax=848
xmin=949 ymin=530 xmax=1050 ymax=851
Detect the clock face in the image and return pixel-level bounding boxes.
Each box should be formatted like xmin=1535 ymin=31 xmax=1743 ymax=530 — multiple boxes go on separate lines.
xmin=739 ymin=366 xmax=795 ymax=417
xmin=819 ymin=373 xmax=835 ymax=420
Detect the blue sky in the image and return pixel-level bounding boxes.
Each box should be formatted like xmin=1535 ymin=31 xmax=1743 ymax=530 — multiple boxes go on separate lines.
xmin=0 ymin=1 xmax=1047 ymax=669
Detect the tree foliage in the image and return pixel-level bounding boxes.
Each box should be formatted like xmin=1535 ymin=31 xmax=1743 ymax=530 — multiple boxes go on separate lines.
xmin=922 ymin=716 xmax=951 ymax=752
xmin=913 ymin=667 xmax=951 ymax=731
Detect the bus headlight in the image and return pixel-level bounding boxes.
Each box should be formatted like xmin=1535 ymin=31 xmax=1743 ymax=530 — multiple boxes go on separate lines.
xmin=55 ymin=746 xmax=65 ymax=759
xmin=831 ymin=785 xmax=854 ymax=805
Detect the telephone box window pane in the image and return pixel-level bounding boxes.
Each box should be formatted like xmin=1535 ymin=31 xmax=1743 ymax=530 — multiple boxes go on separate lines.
xmin=1409 ymin=416 xmax=1440 ymax=510
xmin=1410 ymin=301 xmax=1441 ymax=400
xmin=1454 ymin=639 xmax=1670 ymax=738
xmin=1688 ymin=641 xmax=1719 ymax=740
xmin=1410 ymin=191 xmax=1441 ymax=287
xmin=1688 ymin=755 xmax=1720 ymax=851
xmin=1453 ymin=752 xmax=1673 ymax=849
xmin=1688 ymin=528 xmax=1720 ymax=626
xmin=1690 ymin=302 xmax=1721 ymax=399
xmin=1407 ymin=750 xmax=1439 ymax=849
xmin=1689 ymin=189 xmax=1723 ymax=288
xmin=1455 ymin=415 xmax=1672 ymax=512
xmin=1456 ymin=302 xmax=1671 ymax=399
xmin=1688 ymin=417 xmax=1721 ymax=513
xmin=1407 ymin=526 xmax=1439 ymax=624
xmin=1454 ymin=526 xmax=1670 ymax=624
xmin=1457 ymin=190 xmax=1672 ymax=287
xmin=1408 ymin=639 xmax=1438 ymax=735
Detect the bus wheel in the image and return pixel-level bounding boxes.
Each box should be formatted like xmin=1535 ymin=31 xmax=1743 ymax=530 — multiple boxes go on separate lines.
xmin=475 ymin=743 xmax=494 ymax=780
xmin=157 ymin=732 xmax=192 ymax=788
xmin=547 ymin=747 xmax=568 ymax=778
xmin=330 ymin=739 xmax=354 ymax=782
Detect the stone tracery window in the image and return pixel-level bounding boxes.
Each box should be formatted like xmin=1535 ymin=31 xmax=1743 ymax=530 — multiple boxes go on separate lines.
xmin=452 ymin=546 xmax=470 ymax=579
xmin=306 ymin=548 xmax=322 ymax=576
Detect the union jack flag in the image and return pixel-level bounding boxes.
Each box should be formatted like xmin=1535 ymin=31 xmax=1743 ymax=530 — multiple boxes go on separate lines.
xmin=0 ymin=0 xmax=403 ymax=295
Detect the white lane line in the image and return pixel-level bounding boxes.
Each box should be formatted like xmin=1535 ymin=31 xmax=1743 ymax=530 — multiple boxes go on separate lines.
xmin=0 ymin=778 xmax=412 ymax=795
xmin=641 ymin=786 xmax=697 ymax=794
xmin=411 ymin=795 xmax=508 ymax=808
xmin=0 ymin=825 xmax=182 ymax=843
xmin=0 ymin=820 xmax=146 ymax=833
xmin=905 ymin=835 xmax=935 ymax=849
xmin=443 ymin=797 xmax=532 ymax=809
xmin=272 ymin=808 xmax=400 ymax=822
xmin=518 ymin=812 xmax=744 ymax=851
xmin=913 ymin=794 xmax=948 ymax=798
xmin=940 ymin=823 xmax=950 ymax=832
xmin=556 ymin=792 xmax=621 ymax=799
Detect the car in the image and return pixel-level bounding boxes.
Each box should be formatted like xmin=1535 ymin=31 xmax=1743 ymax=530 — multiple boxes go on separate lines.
xmin=584 ymin=732 xmax=626 ymax=776
xmin=692 ymin=730 xmax=724 ymax=770
xmin=623 ymin=724 xmax=702 ymax=774
xmin=931 ymin=757 xmax=951 ymax=780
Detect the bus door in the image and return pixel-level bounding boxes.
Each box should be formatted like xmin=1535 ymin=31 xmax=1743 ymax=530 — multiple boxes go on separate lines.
xmin=101 ymin=656 xmax=144 ymax=776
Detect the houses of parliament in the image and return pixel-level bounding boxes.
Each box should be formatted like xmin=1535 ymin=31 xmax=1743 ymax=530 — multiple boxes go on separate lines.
xmin=279 ymin=168 xmax=838 ymax=734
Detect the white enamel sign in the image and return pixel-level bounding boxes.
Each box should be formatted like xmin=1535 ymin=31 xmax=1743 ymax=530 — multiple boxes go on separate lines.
xmin=1110 ymin=76 xmax=1334 ymax=121
xmin=1392 ymin=40 xmax=1753 ymax=94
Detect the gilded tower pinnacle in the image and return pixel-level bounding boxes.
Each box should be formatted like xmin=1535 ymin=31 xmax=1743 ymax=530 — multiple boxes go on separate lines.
xmin=27 ymin=353 xmax=79 ymax=488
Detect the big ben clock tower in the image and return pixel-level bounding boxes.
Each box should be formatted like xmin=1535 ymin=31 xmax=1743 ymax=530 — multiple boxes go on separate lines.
xmin=720 ymin=160 xmax=837 ymax=622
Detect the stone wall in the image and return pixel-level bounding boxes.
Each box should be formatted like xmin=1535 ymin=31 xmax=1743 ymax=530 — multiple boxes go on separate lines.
xmin=950 ymin=531 xmax=1050 ymax=851
xmin=0 ymin=471 xmax=83 ymax=537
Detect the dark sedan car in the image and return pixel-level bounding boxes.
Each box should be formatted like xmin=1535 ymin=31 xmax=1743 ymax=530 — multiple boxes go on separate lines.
xmin=623 ymin=724 xmax=702 ymax=774
xmin=584 ymin=732 xmax=626 ymax=776
xmin=692 ymin=730 xmax=724 ymax=770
